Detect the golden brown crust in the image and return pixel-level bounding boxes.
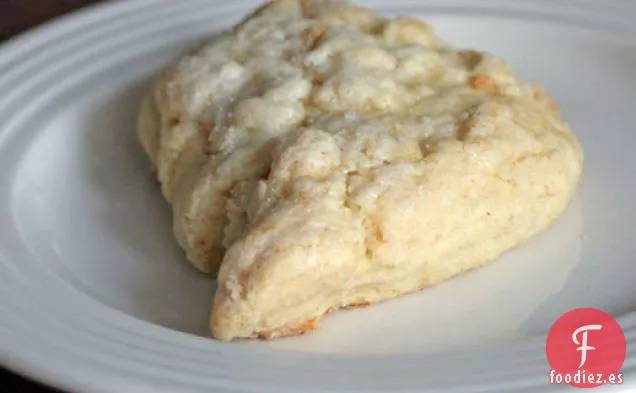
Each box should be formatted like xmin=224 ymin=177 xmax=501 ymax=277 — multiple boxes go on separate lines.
xmin=459 ymin=50 xmax=484 ymax=70
xmin=343 ymin=301 xmax=371 ymax=310
xmin=532 ymin=86 xmax=559 ymax=111
xmin=299 ymin=0 xmax=311 ymax=18
xmin=251 ymin=301 xmax=384 ymax=340
xmin=257 ymin=318 xmax=320 ymax=340
xmin=302 ymin=23 xmax=326 ymax=50
xmin=468 ymin=75 xmax=497 ymax=94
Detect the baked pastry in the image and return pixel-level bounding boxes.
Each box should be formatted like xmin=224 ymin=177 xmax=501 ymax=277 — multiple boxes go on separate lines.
xmin=137 ymin=0 xmax=583 ymax=341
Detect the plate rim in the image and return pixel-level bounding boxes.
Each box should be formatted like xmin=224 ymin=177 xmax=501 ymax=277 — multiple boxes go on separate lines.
xmin=1 ymin=0 xmax=636 ymax=392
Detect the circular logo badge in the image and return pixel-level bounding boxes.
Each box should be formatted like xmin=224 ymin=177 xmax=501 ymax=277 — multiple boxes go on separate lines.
xmin=546 ymin=308 xmax=626 ymax=388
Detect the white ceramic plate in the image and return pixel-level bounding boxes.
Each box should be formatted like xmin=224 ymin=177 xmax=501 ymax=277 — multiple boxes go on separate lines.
xmin=1 ymin=0 xmax=636 ymax=392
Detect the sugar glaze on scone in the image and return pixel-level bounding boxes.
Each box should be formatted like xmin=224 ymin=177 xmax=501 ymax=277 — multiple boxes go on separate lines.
xmin=137 ymin=0 xmax=583 ymax=341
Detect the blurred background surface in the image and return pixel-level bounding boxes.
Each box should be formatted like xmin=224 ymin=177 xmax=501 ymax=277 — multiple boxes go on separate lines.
xmin=0 ymin=0 xmax=103 ymax=41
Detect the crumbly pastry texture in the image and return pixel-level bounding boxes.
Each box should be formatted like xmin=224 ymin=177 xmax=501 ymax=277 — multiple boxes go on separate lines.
xmin=137 ymin=0 xmax=583 ymax=341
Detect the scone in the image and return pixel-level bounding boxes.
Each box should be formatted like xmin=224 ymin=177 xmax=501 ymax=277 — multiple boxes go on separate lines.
xmin=137 ymin=0 xmax=583 ymax=341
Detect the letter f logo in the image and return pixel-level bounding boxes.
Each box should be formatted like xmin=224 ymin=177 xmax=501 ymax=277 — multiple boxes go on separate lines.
xmin=572 ymin=324 xmax=602 ymax=368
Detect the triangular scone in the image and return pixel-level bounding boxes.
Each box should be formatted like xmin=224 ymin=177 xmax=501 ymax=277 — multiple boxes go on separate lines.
xmin=138 ymin=0 xmax=583 ymax=340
